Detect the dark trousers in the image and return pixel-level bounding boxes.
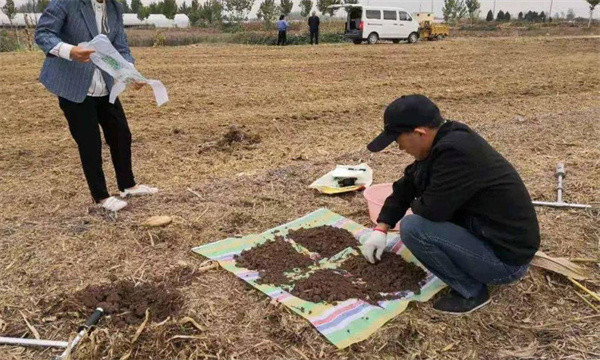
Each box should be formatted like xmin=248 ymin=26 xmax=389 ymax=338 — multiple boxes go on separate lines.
xmin=310 ymin=30 xmax=319 ymax=45
xmin=400 ymin=215 xmax=528 ymax=298
xmin=277 ymin=30 xmax=287 ymax=46
xmin=59 ymin=96 xmax=136 ymax=203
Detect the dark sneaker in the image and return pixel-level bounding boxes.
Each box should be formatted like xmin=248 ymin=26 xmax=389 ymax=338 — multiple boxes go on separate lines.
xmin=433 ymin=287 xmax=490 ymax=315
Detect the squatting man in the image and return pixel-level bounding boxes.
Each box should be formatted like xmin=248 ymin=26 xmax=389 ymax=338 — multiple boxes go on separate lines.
xmin=361 ymin=95 xmax=540 ymax=314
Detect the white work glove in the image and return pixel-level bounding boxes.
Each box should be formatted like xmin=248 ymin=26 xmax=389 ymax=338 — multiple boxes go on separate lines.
xmin=360 ymin=228 xmax=388 ymax=264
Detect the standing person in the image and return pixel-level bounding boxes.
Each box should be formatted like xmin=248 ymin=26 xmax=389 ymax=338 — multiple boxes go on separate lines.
xmin=308 ymin=11 xmax=320 ymax=45
xmin=35 ymin=0 xmax=158 ymax=212
xmin=361 ymin=95 xmax=540 ymax=314
xmin=277 ymin=15 xmax=289 ymax=46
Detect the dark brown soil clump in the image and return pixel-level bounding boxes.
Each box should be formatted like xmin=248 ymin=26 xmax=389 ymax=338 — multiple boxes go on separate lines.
xmin=65 ymin=281 xmax=183 ymax=328
xmin=218 ymin=125 xmax=261 ymax=148
xmin=341 ymin=253 xmax=427 ymax=297
xmin=290 ymin=269 xmax=368 ymax=304
xmin=198 ymin=125 xmax=262 ymax=153
xmin=287 ymin=225 xmax=359 ymax=257
xmin=234 ymin=236 xmax=314 ymax=285
xmin=289 ymin=253 xmax=426 ymax=305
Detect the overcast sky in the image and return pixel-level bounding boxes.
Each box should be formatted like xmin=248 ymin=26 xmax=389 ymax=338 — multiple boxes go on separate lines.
xmin=5 ymin=0 xmax=598 ymax=19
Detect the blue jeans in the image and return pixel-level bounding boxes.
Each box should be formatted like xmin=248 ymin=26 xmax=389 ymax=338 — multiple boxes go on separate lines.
xmin=400 ymin=215 xmax=528 ymax=298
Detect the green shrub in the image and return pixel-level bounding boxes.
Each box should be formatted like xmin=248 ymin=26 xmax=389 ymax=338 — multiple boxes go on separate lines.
xmin=221 ymin=21 xmax=245 ymax=33
xmin=125 ymin=29 xmax=347 ymax=46
xmin=0 ymin=29 xmax=19 ymax=52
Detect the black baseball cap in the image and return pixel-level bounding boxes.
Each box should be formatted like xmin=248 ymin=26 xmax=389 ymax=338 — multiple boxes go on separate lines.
xmin=367 ymin=95 xmax=443 ymax=152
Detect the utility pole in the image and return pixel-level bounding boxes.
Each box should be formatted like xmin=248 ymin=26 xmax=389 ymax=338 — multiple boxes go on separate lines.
xmin=549 ymin=0 xmax=554 ymax=19
xmin=493 ymin=0 xmax=496 ymax=16
xmin=431 ymin=0 xmax=434 ymax=14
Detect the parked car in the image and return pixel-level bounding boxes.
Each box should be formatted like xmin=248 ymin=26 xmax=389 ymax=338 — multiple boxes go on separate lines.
xmin=330 ymin=4 xmax=420 ymax=44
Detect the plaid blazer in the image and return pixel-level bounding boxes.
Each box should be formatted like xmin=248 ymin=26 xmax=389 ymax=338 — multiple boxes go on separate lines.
xmin=35 ymin=0 xmax=134 ymax=103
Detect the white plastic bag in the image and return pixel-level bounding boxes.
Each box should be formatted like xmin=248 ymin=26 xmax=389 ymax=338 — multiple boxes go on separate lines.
xmin=309 ymin=163 xmax=373 ymax=194
xmin=82 ymin=34 xmax=168 ymax=106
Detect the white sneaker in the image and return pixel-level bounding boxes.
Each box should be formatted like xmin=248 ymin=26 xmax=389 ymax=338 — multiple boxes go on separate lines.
xmin=120 ymin=184 xmax=159 ymax=198
xmin=100 ymin=196 xmax=128 ymax=212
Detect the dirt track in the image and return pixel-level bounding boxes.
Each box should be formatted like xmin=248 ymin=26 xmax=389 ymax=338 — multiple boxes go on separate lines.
xmin=1 ymin=36 xmax=599 ymax=359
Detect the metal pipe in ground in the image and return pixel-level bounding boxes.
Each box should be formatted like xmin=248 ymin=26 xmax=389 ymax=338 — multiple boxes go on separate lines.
xmin=556 ymin=163 xmax=564 ymax=204
xmin=0 ymin=307 xmax=104 ymax=360
xmin=532 ymin=200 xmax=592 ymax=209
xmin=54 ymin=308 xmax=104 ymax=360
xmin=532 ymin=162 xmax=591 ymax=209
xmin=0 ymin=337 xmax=69 ymax=348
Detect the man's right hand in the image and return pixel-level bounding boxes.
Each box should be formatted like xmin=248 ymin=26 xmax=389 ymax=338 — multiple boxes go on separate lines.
xmin=70 ymin=46 xmax=95 ymax=62
xmin=360 ymin=227 xmax=388 ymax=264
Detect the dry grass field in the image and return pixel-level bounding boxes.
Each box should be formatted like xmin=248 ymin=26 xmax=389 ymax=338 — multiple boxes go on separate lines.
xmin=1 ymin=35 xmax=599 ymax=359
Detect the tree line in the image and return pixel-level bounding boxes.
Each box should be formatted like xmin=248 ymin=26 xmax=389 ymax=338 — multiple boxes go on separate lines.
xmin=442 ymin=0 xmax=599 ymax=27
xmin=125 ymin=0 xmax=354 ymax=27
xmin=125 ymin=0 xmax=348 ymax=26
xmin=484 ymin=10 xmax=546 ymax=22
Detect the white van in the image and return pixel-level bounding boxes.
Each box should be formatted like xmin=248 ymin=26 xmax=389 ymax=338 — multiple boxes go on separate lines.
xmin=331 ymin=5 xmax=420 ymax=45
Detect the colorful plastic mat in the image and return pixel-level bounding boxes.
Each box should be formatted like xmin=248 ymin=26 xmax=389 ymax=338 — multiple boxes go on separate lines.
xmin=192 ymin=208 xmax=446 ymax=349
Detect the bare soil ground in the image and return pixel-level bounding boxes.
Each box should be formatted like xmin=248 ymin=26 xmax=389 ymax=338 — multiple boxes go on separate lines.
xmin=1 ymin=36 xmax=599 ymax=359
xmin=451 ymin=23 xmax=600 ymax=38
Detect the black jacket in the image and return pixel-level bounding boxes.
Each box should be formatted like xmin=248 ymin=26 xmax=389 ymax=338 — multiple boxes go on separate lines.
xmin=308 ymin=16 xmax=320 ymax=32
xmin=378 ymin=121 xmax=540 ymax=266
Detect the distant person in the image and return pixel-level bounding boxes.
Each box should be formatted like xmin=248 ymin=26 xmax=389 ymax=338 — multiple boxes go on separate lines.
xmin=277 ymin=15 xmax=289 ymax=46
xmin=35 ymin=0 xmax=158 ymax=212
xmin=308 ymin=11 xmax=320 ymax=45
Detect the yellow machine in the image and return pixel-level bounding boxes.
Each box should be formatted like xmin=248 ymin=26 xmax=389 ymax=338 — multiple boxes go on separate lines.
xmin=419 ymin=21 xmax=450 ymax=40
xmin=414 ymin=13 xmax=449 ymax=40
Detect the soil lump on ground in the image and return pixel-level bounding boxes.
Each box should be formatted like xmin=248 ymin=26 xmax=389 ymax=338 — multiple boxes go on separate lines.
xmin=290 ymin=269 xmax=368 ymax=304
xmin=341 ymin=253 xmax=426 ymax=297
xmin=218 ymin=125 xmax=261 ymax=148
xmin=287 ymin=225 xmax=358 ymax=257
xmin=234 ymin=236 xmax=314 ymax=285
xmin=58 ymin=280 xmax=183 ymax=328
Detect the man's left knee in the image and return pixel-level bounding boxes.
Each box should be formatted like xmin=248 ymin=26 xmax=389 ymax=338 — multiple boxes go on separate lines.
xmin=401 ymin=214 xmax=424 ymax=235
xmin=400 ymin=214 xmax=429 ymax=247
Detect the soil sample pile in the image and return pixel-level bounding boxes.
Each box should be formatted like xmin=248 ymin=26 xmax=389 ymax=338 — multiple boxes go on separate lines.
xmin=218 ymin=125 xmax=261 ymax=148
xmin=234 ymin=236 xmax=314 ymax=285
xmin=199 ymin=125 xmax=262 ymax=153
xmin=341 ymin=253 xmax=427 ymax=298
xmin=287 ymin=225 xmax=358 ymax=257
xmin=290 ymin=269 xmax=368 ymax=304
xmin=69 ymin=280 xmax=183 ymax=327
